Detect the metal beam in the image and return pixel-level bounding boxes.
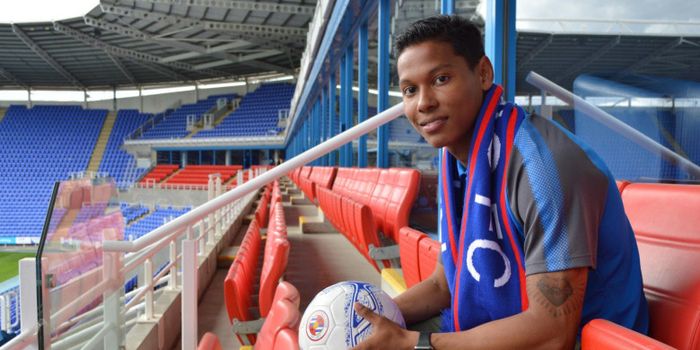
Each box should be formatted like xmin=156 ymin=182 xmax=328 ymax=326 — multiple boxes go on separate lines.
xmin=52 ymin=22 xmax=222 ymax=78
xmin=105 ymin=52 xmax=136 ymax=85
xmin=159 ymin=41 xmax=251 ymax=62
xmin=0 ymin=67 xmax=28 ymax=88
xmin=193 ymin=50 xmax=281 ymax=70
xmin=12 ymin=24 xmax=84 ymax=89
xmin=399 ymin=0 xmax=477 ymax=11
xmin=136 ymin=0 xmax=315 ymax=15
xmin=99 ymin=3 xmax=306 ymax=39
xmin=517 ymin=34 xmax=552 ymax=70
xmin=555 ymin=36 xmax=620 ymax=82
xmin=129 ymin=59 xmax=190 ymax=81
xmin=83 ymin=16 xmax=290 ymax=74
xmin=614 ymin=38 xmax=683 ymax=79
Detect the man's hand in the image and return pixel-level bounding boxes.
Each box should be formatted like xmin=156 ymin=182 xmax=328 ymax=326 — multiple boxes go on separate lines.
xmin=351 ymin=302 xmax=419 ymax=350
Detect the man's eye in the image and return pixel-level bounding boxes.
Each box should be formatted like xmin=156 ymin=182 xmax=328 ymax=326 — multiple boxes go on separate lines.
xmin=435 ymin=75 xmax=450 ymax=85
xmin=403 ymin=86 xmax=416 ymax=96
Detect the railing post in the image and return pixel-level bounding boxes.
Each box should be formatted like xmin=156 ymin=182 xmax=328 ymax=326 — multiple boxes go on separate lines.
xmin=168 ymin=241 xmax=178 ymax=290
xmin=181 ymin=238 xmax=198 ymax=350
xmin=143 ymin=258 xmax=154 ymax=321
xmin=103 ymin=251 xmax=124 ymax=349
xmin=237 ymin=171 xmax=243 ymax=187
xmin=18 ymin=258 xmax=39 ymax=349
xmin=215 ymin=175 xmax=222 ymax=238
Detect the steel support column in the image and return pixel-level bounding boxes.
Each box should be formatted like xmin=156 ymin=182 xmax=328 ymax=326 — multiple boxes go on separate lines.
xmin=339 ymin=54 xmax=347 ymax=167
xmin=343 ymin=45 xmax=354 ymax=167
xmin=377 ymin=0 xmax=390 ymax=168
xmin=441 ymin=0 xmax=455 ymax=14
xmin=357 ymin=22 xmax=369 ymax=168
xmin=328 ymin=73 xmax=337 ymax=165
xmin=485 ymin=0 xmax=516 ymax=101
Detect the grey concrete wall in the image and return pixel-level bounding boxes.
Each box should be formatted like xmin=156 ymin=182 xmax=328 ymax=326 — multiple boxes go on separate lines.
xmin=119 ymin=188 xmax=210 ymax=208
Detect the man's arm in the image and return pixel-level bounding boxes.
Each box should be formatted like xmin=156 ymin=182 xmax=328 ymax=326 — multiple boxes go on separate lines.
xmin=394 ymin=260 xmax=451 ymax=325
xmin=354 ymin=267 xmax=588 ymax=350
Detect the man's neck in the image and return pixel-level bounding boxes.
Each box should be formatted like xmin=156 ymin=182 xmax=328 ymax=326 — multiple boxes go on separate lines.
xmin=447 ymin=131 xmax=473 ymax=167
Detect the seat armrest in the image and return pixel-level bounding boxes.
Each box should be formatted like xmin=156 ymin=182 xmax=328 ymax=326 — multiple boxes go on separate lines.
xmin=582 ymin=319 xmax=675 ymax=350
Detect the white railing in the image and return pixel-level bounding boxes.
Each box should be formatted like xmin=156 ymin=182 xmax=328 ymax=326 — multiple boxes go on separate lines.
xmin=6 ymin=101 xmax=405 ymax=350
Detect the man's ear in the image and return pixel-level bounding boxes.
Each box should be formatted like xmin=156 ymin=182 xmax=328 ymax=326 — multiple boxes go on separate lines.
xmin=478 ymin=56 xmax=494 ymax=91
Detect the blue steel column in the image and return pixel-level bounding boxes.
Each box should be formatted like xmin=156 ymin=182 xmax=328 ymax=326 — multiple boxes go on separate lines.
xmin=339 ymin=55 xmax=347 ymax=167
xmin=357 ymin=22 xmax=369 ymax=168
xmin=441 ymin=0 xmax=455 ymax=14
xmin=343 ymin=44 xmax=354 ymax=166
xmin=377 ymin=0 xmax=390 ymax=168
xmin=328 ymin=73 xmax=337 ymax=165
xmin=320 ymin=89 xmax=327 ymax=165
xmin=485 ymin=0 xmax=516 ymax=101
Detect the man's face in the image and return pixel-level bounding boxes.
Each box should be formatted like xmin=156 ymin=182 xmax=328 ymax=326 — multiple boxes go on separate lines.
xmin=397 ymin=40 xmax=491 ymax=159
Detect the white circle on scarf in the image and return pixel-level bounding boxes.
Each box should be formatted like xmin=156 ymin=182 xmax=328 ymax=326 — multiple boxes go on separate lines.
xmin=487 ymin=135 xmax=501 ymax=172
xmin=466 ymin=239 xmax=511 ymax=288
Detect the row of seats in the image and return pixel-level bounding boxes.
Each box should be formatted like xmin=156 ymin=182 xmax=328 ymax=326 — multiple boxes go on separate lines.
xmin=139 ymin=95 xmax=234 ymax=140
xmin=398 ymin=227 xmax=440 ymax=289
xmin=194 ymin=84 xmax=293 ymax=138
xmin=223 ymin=182 xmax=292 ymax=346
xmin=139 ymin=164 xmax=179 ymax=184
xmin=164 ymin=165 xmax=241 ymax=185
xmin=581 ymin=181 xmax=700 ymax=350
xmin=199 ymin=282 xmax=301 ymax=350
xmin=290 ymin=166 xmax=420 ymax=270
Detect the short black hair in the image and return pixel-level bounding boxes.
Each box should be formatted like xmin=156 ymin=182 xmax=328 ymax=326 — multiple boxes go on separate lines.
xmin=395 ymin=15 xmax=484 ymax=69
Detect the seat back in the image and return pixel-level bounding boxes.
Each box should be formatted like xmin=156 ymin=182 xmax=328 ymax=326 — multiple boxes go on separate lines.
xmin=399 ymin=227 xmax=426 ymax=288
xmin=254 ymin=299 xmax=300 ymax=350
xmin=621 ymin=183 xmax=700 ymax=350
xmin=369 ymin=169 xmax=421 ymax=241
xmin=418 ymin=238 xmax=440 ymax=282
xmin=197 ymin=332 xmax=223 ymax=350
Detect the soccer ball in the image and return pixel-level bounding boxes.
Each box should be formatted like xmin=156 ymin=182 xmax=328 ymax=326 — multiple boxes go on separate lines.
xmin=298 ymin=281 xmax=406 ymax=349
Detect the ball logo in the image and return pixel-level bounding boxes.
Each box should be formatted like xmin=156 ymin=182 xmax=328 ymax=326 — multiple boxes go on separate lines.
xmin=306 ymin=310 xmax=329 ymax=341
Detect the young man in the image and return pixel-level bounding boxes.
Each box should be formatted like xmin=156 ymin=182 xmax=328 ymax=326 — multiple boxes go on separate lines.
xmin=353 ymin=15 xmax=648 ymax=350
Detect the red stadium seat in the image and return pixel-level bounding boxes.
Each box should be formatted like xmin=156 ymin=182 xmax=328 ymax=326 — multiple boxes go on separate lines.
xmin=197 ymin=332 xmax=223 ymax=350
xmin=583 ymin=182 xmax=700 ymax=350
xmin=418 ymin=237 xmax=440 ymax=282
xmin=399 ymin=227 xmax=427 ymax=288
xmin=368 ymin=169 xmax=421 ymax=241
xmin=254 ymin=299 xmax=300 ymax=350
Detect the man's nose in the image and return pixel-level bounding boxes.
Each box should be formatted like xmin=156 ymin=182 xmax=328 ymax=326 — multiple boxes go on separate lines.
xmin=417 ymin=88 xmax=437 ymax=113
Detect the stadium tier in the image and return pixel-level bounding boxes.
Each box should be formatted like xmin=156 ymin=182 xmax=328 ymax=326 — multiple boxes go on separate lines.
xmin=139 ymin=94 xmax=235 ymax=140
xmin=98 ymin=110 xmax=152 ymax=187
xmin=124 ymin=205 xmax=191 ymax=241
xmin=194 ymin=83 xmax=293 ymax=138
xmin=0 ymin=105 xmax=107 ymax=241
xmin=164 ymin=165 xmax=242 ymax=185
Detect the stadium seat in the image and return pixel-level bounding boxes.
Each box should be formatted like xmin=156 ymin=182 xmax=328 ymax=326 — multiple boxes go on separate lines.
xmin=197 ymin=332 xmax=223 ymax=350
xmin=418 ymin=237 xmax=440 ymax=283
xmin=399 ymin=227 xmax=427 ymax=288
xmin=583 ymin=183 xmax=700 ymax=350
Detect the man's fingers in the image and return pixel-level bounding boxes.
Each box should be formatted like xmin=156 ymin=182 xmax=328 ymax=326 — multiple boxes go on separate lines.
xmin=354 ymin=302 xmax=378 ymax=323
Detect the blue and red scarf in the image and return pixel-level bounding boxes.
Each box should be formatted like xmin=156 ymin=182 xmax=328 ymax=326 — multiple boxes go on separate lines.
xmin=438 ymin=84 xmax=528 ymax=332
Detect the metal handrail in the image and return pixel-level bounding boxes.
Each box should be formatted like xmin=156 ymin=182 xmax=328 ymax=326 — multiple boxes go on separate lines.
xmin=526 ymin=71 xmax=700 ymax=179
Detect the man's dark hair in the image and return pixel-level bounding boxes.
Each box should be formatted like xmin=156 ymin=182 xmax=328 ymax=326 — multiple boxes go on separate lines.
xmin=395 ymin=15 xmax=484 ymax=69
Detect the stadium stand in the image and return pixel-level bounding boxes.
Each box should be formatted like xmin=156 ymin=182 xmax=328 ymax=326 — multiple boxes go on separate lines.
xmin=97 ymin=110 xmax=152 ymax=188
xmin=194 ymin=83 xmax=293 ymax=138
xmin=120 ymin=203 xmax=150 ymax=225
xmin=124 ymin=206 xmax=191 ymax=241
xmin=139 ymin=94 xmax=234 ymax=139
xmin=0 ymin=105 xmax=107 ymax=240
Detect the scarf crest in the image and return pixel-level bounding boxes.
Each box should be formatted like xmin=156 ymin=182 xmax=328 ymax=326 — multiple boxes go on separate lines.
xmin=438 ymin=84 xmax=528 ymax=331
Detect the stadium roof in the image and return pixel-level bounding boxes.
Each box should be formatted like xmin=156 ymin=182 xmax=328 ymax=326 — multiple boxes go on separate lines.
xmin=0 ymin=0 xmax=698 ymax=95
xmin=0 ymin=0 xmax=314 ymax=89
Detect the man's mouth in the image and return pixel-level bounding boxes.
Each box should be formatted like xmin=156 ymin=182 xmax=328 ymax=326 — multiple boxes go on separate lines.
xmin=419 ymin=116 xmax=448 ymax=133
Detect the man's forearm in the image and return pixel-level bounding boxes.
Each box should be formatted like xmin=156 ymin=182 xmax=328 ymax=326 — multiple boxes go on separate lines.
xmin=395 ymin=267 xmax=451 ymax=325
